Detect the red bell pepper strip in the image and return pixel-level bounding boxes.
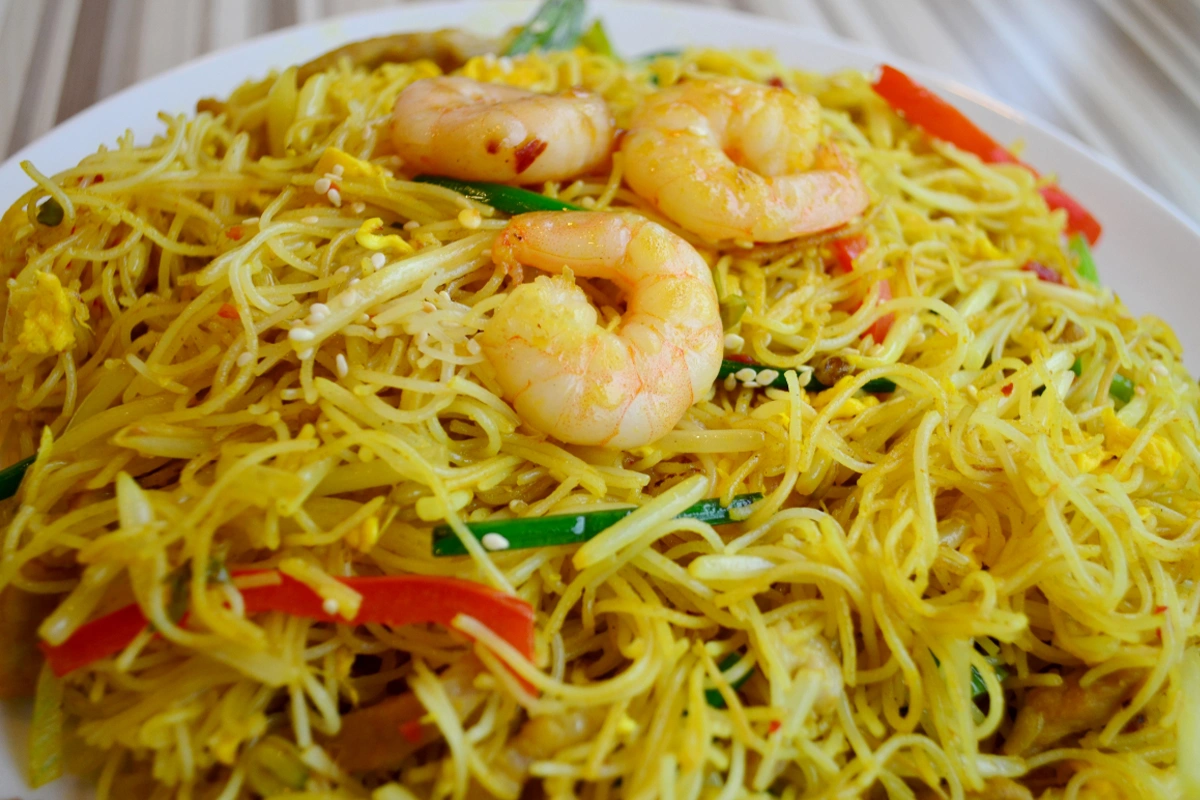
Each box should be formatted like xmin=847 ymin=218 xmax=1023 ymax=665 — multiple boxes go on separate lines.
xmin=39 ymin=572 xmax=535 ymax=678
xmin=872 ymin=65 xmax=1102 ymax=246
xmin=831 ymin=234 xmax=868 ymax=274
xmin=865 ymin=279 xmax=895 ymax=344
xmin=1022 ymin=261 xmax=1064 ymax=285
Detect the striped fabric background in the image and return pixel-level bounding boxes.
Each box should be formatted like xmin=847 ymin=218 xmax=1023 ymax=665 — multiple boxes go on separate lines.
xmin=2 ymin=0 xmax=1199 ymax=224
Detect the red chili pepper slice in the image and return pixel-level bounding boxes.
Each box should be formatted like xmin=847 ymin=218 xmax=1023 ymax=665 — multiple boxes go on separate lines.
xmin=872 ymin=65 xmax=1101 ymax=245
xmin=831 ymin=234 xmax=868 ymax=275
xmin=39 ymin=572 xmax=535 ymax=678
xmin=217 ymin=303 xmax=240 ymax=320
xmin=398 ymin=719 xmax=424 ymax=744
xmin=226 ymin=225 xmax=243 ymax=241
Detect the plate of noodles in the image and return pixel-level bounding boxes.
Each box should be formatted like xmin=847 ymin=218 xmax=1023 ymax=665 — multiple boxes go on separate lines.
xmin=2 ymin=0 xmax=1199 ymax=798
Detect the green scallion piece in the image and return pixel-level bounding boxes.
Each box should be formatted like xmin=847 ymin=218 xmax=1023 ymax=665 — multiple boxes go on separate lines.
xmin=414 ymin=175 xmax=584 ymax=215
xmin=970 ymin=662 xmax=1009 ymax=699
xmin=578 ymin=19 xmax=617 ymax=59
xmin=432 ymin=493 xmax=762 ymax=557
xmin=36 ymin=198 xmax=64 ymax=227
xmin=0 ymin=455 xmax=35 ymax=501
xmin=720 ymin=359 xmax=897 ymax=395
xmin=1109 ymin=373 xmax=1136 ymax=405
xmin=717 ymin=359 xmax=790 ymax=390
xmin=705 ymin=652 xmax=756 ymax=708
xmin=932 ymin=649 xmax=1007 ymax=700
xmin=504 ymin=0 xmax=586 ymax=56
xmin=1070 ymin=357 xmax=1135 ymax=404
xmin=1069 ymin=234 xmax=1099 ymax=285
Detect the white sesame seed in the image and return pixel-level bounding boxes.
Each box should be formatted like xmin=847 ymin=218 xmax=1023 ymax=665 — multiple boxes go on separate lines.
xmin=314 ymin=177 xmax=332 ymax=194
xmin=758 ymin=369 xmax=779 ymax=385
xmin=336 ymin=265 xmax=351 ymax=275
xmin=351 ymin=202 xmax=365 ymax=214
xmin=309 ymin=302 xmax=330 ymax=320
xmin=724 ymin=333 xmax=744 ymax=351
xmin=375 ymin=325 xmax=395 ymax=339
xmin=458 ymin=208 xmax=482 ymax=229
xmin=236 ymin=352 xmax=254 ymax=367
xmin=242 ymin=216 xmax=259 ymax=225
xmin=289 ymin=327 xmax=316 ymax=342
xmin=331 ymin=164 xmax=345 ymax=177
xmin=403 ymin=220 xmax=420 ymax=231
xmin=416 ymin=330 xmax=429 ymax=347
xmin=1152 ymin=362 xmax=1168 ymax=377
xmin=371 ymin=252 xmax=386 ymax=269
xmin=735 ymin=368 xmax=757 ymax=383
xmin=724 ymin=374 xmax=738 ymax=391
xmin=336 ymin=353 xmax=349 ymax=378
xmin=481 ymin=533 xmax=510 ymax=551
xmin=281 ymin=388 xmax=302 ymax=400
xmin=298 ymin=348 xmax=314 ymax=360
xmin=349 ymin=277 xmax=360 ymax=286
xmin=322 ymin=598 xmax=340 ymax=615
xmin=327 ymin=188 xmax=342 ymax=207
xmin=357 ymin=313 xmax=370 ymax=324
xmin=339 ymin=290 xmax=360 ymax=307
xmin=302 ymin=215 xmax=319 ymax=224
xmin=422 ymin=300 xmax=436 ymax=313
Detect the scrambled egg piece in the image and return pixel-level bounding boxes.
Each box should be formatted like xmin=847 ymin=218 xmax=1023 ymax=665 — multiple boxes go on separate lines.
xmin=460 ymin=52 xmax=554 ymax=90
xmin=18 ymin=272 xmax=85 ymax=355
xmin=808 ymin=376 xmax=881 ymax=419
xmin=1073 ymin=445 xmax=1106 ymax=474
xmin=355 ymin=218 xmax=413 ymax=254
xmin=315 ymin=147 xmax=387 ymax=185
xmin=969 ymin=235 xmax=1005 ymax=260
xmin=1102 ymin=408 xmax=1182 ymax=480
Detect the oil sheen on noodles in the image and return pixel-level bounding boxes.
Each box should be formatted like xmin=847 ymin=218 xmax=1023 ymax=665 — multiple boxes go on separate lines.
xmin=0 ymin=39 xmax=1197 ymax=800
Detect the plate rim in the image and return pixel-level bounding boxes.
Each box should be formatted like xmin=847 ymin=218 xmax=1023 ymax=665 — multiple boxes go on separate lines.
xmin=2 ymin=0 xmax=1199 ymax=244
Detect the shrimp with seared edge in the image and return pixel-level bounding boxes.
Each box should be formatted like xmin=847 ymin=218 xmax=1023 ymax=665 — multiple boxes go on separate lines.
xmin=391 ymin=76 xmax=614 ymax=184
xmin=478 ymin=211 xmax=723 ymax=449
xmin=622 ymin=77 xmax=869 ymax=242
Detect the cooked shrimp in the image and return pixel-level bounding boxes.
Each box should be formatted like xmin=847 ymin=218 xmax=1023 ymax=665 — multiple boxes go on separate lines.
xmin=391 ymin=77 xmax=614 ymax=184
xmin=622 ymin=77 xmax=869 ymax=242
xmin=478 ymin=211 xmax=723 ymax=449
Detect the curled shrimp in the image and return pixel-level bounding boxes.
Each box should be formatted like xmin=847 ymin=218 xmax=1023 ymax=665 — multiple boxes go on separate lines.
xmin=622 ymin=77 xmax=869 ymax=242
xmin=391 ymin=76 xmax=614 ymax=184
xmin=478 ymin=211 xmax=723 ymax=449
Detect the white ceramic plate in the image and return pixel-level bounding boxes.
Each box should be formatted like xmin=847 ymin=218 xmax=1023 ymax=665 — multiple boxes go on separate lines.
xmin=2 ymin=1 xmax=1199 ymax=795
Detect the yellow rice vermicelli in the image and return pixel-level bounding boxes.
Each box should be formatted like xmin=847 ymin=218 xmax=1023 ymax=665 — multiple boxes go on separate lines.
xmin=1 ymin=40 xmax=1198 ymax=800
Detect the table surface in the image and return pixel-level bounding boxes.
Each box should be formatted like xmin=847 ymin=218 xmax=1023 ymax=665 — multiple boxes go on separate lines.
xmin=2 ymin=0 xmax=1199 ymax=225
